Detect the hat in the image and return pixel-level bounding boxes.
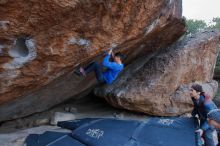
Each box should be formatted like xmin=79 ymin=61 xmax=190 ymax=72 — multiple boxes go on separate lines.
xmin=207 ymin=109 xmax=220 ymax=123
xmin=191 ymin=84 xmax=204 ymax=93
xmin=115 ymin=52 xmax=126 ymax=60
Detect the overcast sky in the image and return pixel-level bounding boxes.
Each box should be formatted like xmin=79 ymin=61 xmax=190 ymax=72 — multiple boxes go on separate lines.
xmin=183 ymin=0 xmax=220 ymax=23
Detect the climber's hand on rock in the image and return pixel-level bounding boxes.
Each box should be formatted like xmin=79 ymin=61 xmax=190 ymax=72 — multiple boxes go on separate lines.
xmin=108 ymin=48 xmax=113 ymax=55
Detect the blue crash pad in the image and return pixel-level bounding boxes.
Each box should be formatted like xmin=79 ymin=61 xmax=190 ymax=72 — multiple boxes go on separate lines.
xmin=25 ymin=117 xmax=199 ymax=146
xmin=25 ymin=131 xmax=85 ymax=146
xmin=70 ymin=117 xmax=197 ymax=146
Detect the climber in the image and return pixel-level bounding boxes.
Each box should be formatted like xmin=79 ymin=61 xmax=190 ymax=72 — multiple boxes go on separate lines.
xmin=75 ymin=48 xmax=124 ymax=84
xmin=190 ymin=84 xmax=219 ymax=146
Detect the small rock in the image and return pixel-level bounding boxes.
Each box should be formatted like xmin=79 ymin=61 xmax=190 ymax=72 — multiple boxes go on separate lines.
xmin=69 ymin=107 xmax=77 ymax=113
xmin=34 ymin=118 xmax=50 ymax=126
xmin=64 ymin=107 xmax=70 ymax=112
xmin=64 ymin=106 xmax=77 ymax=113
xmin=50 ymin=112 xmax=75 ymax=125
xmin=113 ymin=112 xmax=124 ymax=119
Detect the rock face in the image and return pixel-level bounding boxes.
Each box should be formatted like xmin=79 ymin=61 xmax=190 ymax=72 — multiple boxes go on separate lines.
xmin=0 ymin=0 xmax=185 ymax=121
xmin=95 ymin=30 xmax=220 ymax=116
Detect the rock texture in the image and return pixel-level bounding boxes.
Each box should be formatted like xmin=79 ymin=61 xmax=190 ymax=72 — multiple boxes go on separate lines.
xmin=95 ymin=30 xmax=220 ymax=116
xmin=0 ymin=0 xmax=185 ymax=121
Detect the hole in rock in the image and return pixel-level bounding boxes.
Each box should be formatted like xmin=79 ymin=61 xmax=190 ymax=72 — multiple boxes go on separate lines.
xmin=10 ymin=37 xmax=29 ymax=57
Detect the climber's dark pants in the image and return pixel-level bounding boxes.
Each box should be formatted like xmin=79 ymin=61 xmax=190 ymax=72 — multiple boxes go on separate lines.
xmin=85 ymin=62 xmax=106 ymax=83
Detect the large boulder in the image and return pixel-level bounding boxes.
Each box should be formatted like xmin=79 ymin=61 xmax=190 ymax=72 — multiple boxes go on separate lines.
xmin=95 ymin=30 xmax=220 ymax=116
xmin=0 ymin=0 xmax=185 ymax=121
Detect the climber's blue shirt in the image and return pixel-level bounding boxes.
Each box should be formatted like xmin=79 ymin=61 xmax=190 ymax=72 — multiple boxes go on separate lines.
xmin=191 ymin=94 xmax=217 ymax=130
xmin=102 ymin=54 xmax=124 ymax=84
